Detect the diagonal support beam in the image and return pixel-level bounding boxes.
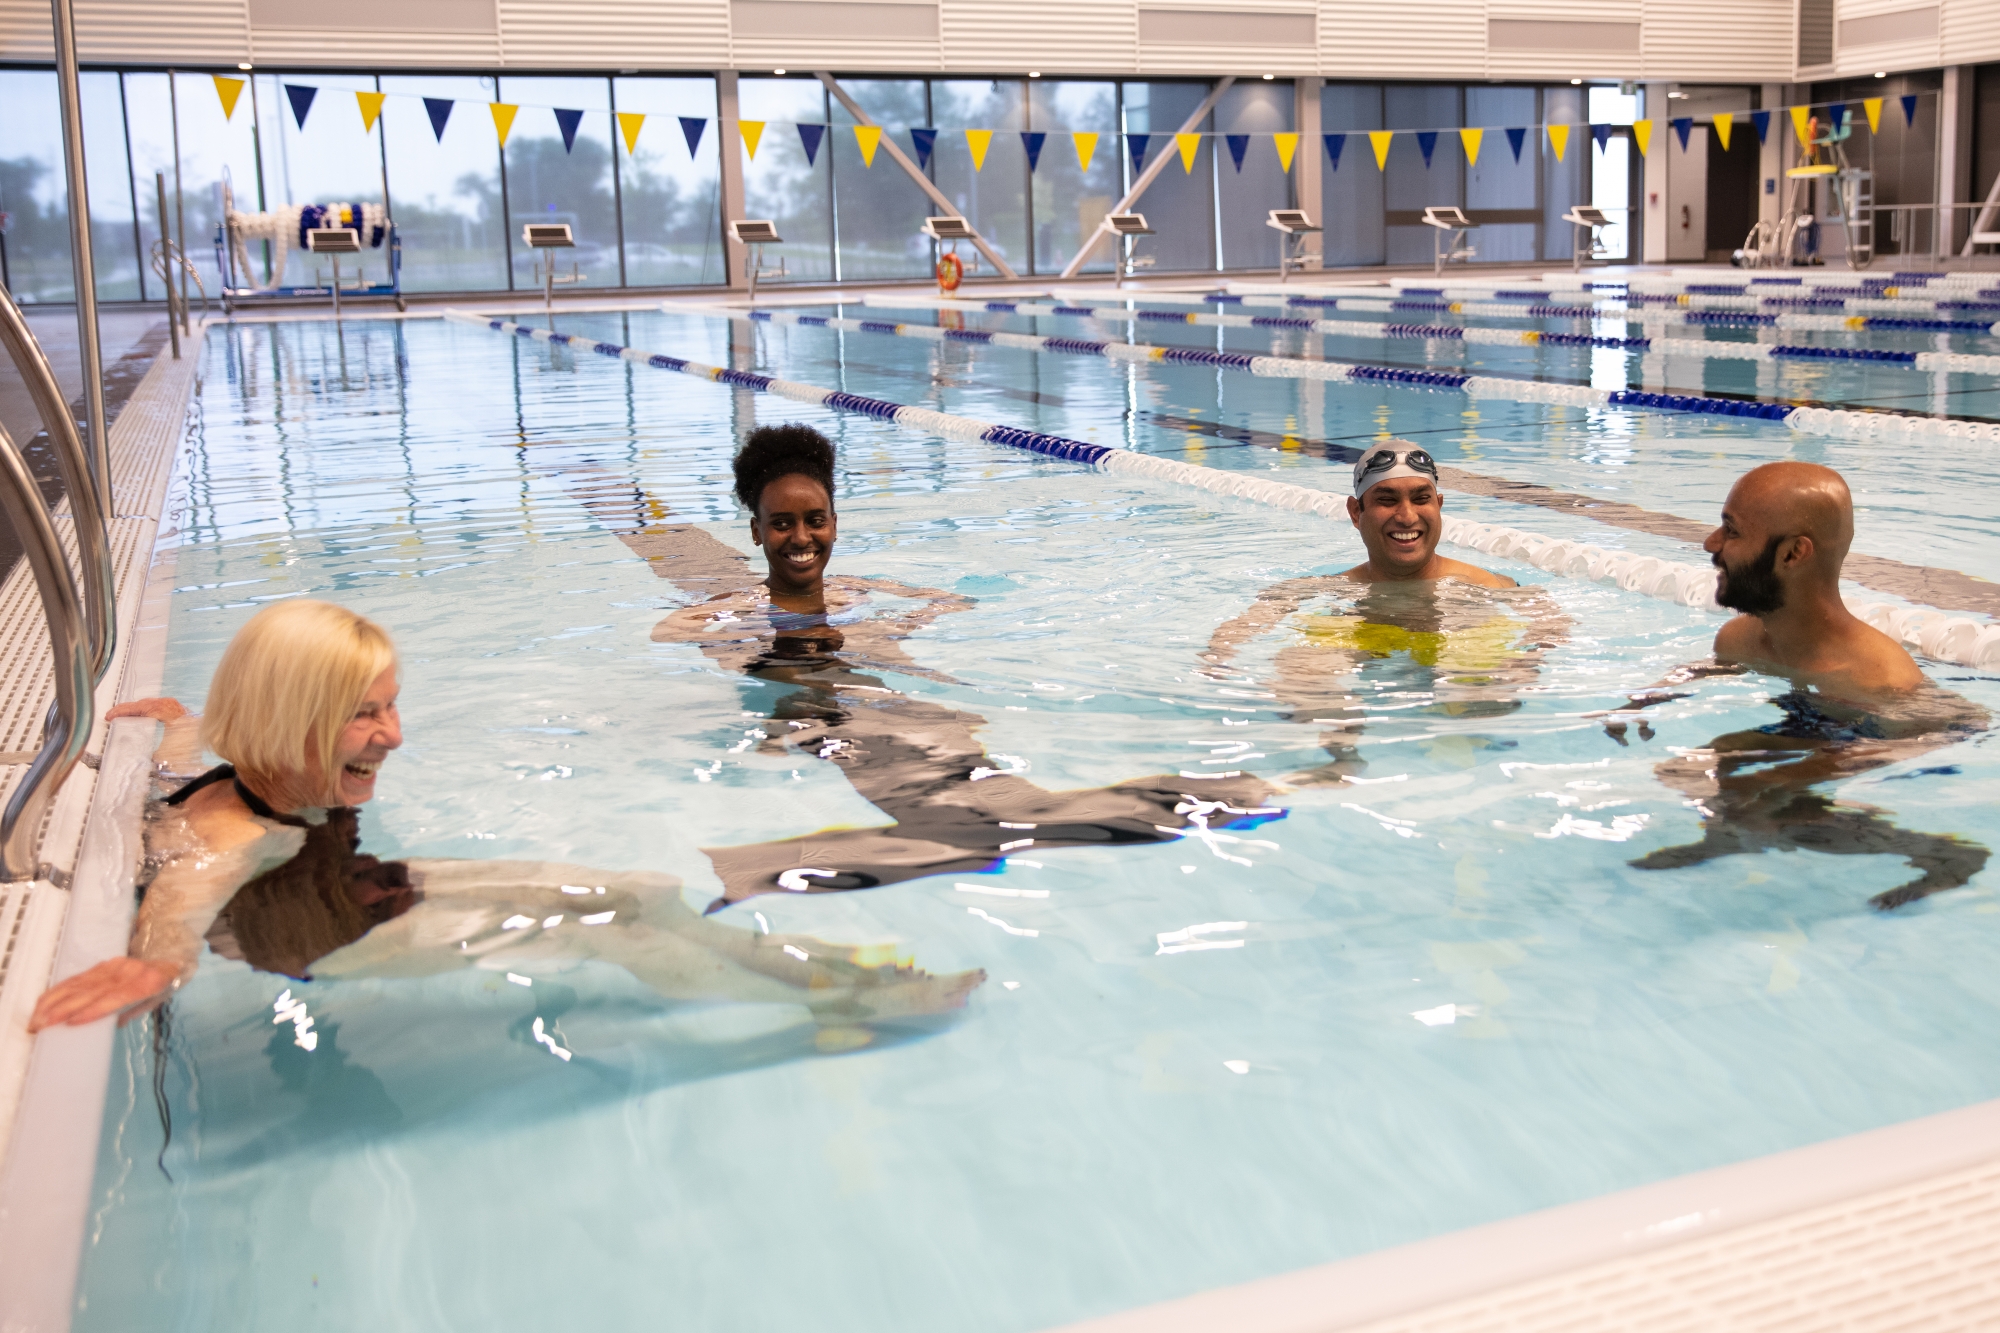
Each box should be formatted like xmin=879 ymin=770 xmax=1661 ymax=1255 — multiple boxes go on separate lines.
xmin=1961 ymin=162 xmax=2000 ymax=256
xmin=1060 ymin=76 xmax=1235 ymax=280
xmin=814 ymin=71 xmax=1019 ymax=281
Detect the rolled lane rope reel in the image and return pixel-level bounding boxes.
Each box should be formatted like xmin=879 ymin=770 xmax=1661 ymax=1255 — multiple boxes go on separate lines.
xmin=446 ymin=310 xmax=2000 ymax=670
xmin=227 ymin=201 xmax=389 ymax=291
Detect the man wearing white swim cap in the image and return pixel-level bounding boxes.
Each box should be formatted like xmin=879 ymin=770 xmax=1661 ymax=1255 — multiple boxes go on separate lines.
xmin=1343 ymin=440 xmax=1514 ymax=588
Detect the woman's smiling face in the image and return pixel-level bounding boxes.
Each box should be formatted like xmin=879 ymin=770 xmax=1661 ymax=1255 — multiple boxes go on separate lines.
xmin=330 ymin=667 xmax=403 ymax=806
xmin=751 ymin=472 xmax=837 ymax=597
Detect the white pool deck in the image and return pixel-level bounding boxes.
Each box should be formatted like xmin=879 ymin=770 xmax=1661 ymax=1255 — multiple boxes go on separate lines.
xmin=2 ymin=275 xmax=1999 ymax=1331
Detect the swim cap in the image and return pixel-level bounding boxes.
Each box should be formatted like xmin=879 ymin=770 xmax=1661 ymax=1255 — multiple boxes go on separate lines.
xmin=1352 ymin=441 xmax=1441 ymax=499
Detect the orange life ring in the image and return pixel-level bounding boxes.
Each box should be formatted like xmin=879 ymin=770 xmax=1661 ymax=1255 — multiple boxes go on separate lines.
xmin=936 ymin=253 xmax=964 ymax=292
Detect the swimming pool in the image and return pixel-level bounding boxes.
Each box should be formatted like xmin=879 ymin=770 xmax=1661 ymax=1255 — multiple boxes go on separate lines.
xmin=71 ymin=304 xmax=2000 ymax=1331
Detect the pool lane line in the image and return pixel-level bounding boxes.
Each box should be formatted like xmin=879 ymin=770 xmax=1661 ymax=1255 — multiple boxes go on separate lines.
xmin=448 ymin=310 xmax=2000 ymax=670
xmin=859 ymin=295 xmax=2000 ymax=378
xmin=697 ymin=303 xmax=2000 ymax=445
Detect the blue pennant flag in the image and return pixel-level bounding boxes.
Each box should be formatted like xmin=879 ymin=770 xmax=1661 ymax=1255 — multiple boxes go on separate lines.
xmin=284 ymin=83 xmax=317 ymax=130
xmin=679 ymin=116 xmax=707 ymax=156
xmin=554 ymin=108 xmax=583 ymax=153
xmin=1127 ymin=133 xmax=1150 ymax=177
xmin=1505 ymin=126 xmax=1526 ymax=162
xmin=1900 ymin=94 xmax=1918 ymax=126
xmin=1750 ymin=109 xmax=1771 ymax=144
xmin=1022 ymin=131 xmax=1046 ymax=172
xmin=424 ymin=97 xmax=454 ymax=142
xmin=1224 ymin=134 xmax=1249 ymax=172
xmin=910 ymin=127 xmax=938 ymax=168
xmin=1672 ymin=116 xmax=1693 ymax=151
xmin=1415 ymin=130 xmax=1438 ymax=167
xmin=1590 ymin=123 xmax=1612 ymax=152
xmin=1828 ymin=102 xmax=1848 ymax=132
xmin=797 ymin=122 xmax=826 ymax=166
xmin=1323 ymin=132 xmax=1346 ymax=170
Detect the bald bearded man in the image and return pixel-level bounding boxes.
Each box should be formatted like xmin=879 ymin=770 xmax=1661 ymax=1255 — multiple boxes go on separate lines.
xmin=1616 ymin=461 xmax=1988 ymax=909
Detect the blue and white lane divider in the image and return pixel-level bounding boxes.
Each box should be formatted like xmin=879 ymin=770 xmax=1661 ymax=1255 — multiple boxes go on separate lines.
xmin=861 ymin=294 xmax=2000 ymax=378
xmin=448 ymin=310 xmax=2000 ymax=667
xmin=701 ymin=303 xmax=2000 ymax=445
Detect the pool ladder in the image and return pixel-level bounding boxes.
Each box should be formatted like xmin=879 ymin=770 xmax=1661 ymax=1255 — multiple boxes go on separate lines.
xmin=0 ymin=283 xmax=118 ymax=884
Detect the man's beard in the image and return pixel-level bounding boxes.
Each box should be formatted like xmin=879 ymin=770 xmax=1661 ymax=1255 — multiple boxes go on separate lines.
xmin=1714 ymin=535 xmax=1786 ymax=615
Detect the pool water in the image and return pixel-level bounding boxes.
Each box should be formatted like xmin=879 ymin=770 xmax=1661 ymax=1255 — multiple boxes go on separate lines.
xmin=73 ymin=309 xmax=2000 ymax=1332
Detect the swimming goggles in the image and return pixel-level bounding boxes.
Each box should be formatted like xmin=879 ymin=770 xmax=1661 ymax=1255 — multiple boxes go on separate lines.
xmin=1352 ymin=446 xmax=1440 ymax=497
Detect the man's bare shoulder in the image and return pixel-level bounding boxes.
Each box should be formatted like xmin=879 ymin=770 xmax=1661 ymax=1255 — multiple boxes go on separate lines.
xmin=1712 ymin=613 xmax=1768 ymax=662
xmin=1438 ymin=557 xmax=1516 ymax=589
xmin=1846 ymin=619 xmax=1927 ymax=690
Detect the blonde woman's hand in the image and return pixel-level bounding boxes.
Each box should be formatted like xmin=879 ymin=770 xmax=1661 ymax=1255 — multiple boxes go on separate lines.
xmin=27 ymin=956 xmax=180 ymax=1031
xmin=107 ymin=698 xmax=188 ymax=723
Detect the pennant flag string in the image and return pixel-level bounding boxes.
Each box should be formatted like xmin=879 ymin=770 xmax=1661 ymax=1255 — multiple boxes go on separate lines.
xmin=490 ymin=102 xmax=517 ymax=147
xmin=213 ymin=74 xmax=245 ymax=120
xmin=1174 ymin=132 xmax=1201 ymax=173
xmin=1273 ymin=132 xmax=1298 ymax=172
xmin=910 ymin=126 xmax=938 ymax=168
xmin=1415 ymin=130 xmax=1438 ymax=168
xmin=966 ymin=128 xmax=993 ymax=172
xmin=1072 ymin=131 xmax=1098 ymax=172
xmin=1021 ymin=130 xmax=1046 ymax=172
xmin=554 ymin=108 xmax=584 ymax=153
xmin=853 ymin=124 xmax=882 ymax=166
xmin=1504 ymin=126 xmax=1526 ymax=162
xmin=1750 ymin=109 xmax=1771 ymax=145
xmin=1712 ymin=112 xmax=1733 ymax=152
xmin=1367 ymin=130 xmax=1393 ymax=170
xmin=1458 ymin=126 xmax=1482 ymax=168
xmin=1863 ymin=97 xmax=1882 ymax=134
xmin=1547 ymin=123 xmax=1570 ymax=162
xmin=680 ymin=115 xmax=707 ymax=157
xmin=1789 ymin=105 xmax=1812 ymax=145
xmin=739 ymin=119 xmax=765 ymax=159
xmin=617 ymin=111 xmax=645 ymax=155
xmin=284 ymin=83 xmax=317 ymax=131
xmin=1828 ymin=102 xmax=1849 ymax=133
xmin=356 ymin=90 xmax=385 ymax=134
xmin=1128 ymin=132 xmax=1150 ymax=177
xmin=425 ymin=96 xmax=455 ymax=142
xmin=1900 ymin=94 xmax=1918 ymax=126
xmin=797 ymin=122 xmax=825 ymax=166
xmin=1324 ymin=132 xmax=1346 ymax=171
xmin=1225 ymin=133 xmax=1249 ymax=172
xmin=1589 ymin=123 xmax=1612 ymax=153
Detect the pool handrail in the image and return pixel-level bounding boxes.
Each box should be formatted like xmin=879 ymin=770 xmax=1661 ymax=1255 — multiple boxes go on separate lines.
xmin=0 ymin=285 xmax=117 ymax=683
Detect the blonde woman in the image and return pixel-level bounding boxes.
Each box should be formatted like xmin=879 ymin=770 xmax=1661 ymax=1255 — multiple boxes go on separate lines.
xmin=30 ymin=599 xmax=982 ymax=1033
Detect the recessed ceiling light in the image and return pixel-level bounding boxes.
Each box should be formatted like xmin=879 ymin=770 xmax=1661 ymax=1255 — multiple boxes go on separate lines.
xmin=773 ymin=67 xmax=786 ymax=75
xmin=1028 ymin=71 xmax=1040 ymax=78
xmin=1874 ymin=70 xmax=1887 ymax=78
xmin=1570 ymin=78 xmax=1583 ymax=85
xmin=1262 ymin=73 xmax=1274 ymax=80
xmin=237 ymin=62 xmax=252 ymax=71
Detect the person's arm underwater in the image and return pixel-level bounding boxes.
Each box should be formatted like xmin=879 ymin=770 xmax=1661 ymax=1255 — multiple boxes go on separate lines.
xmin=1203 ymin=576 xmax=1345 ymax=671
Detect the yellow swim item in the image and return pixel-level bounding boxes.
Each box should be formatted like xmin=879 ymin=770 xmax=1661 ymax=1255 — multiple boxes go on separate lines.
xmin=1297 ymin=613 xmax=1524 ymax=673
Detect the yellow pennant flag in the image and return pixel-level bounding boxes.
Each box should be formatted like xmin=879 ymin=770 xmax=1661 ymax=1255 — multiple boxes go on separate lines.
xmin=1863 ymin=97 xmax=1883 ymax=133
xmin=966 ymin=128 xmax=993 ymax=171
xmin=213 ymin=75 xmax=245 ymax=120
xmin=1272 ymin=132 xmax=1299 ymax=171
xmin=853 ymin=124 xmax=882 ymax=166
xmin=1368 ymin=130 xmax=1394 ymax=170
xmin=1547 ymin=123 xmax=1570 ymax=163
xmin=1174 ymin=132 xmax=1201 ymax=172
xmin=1712 ymin=112 xmax=1733 ymax=152
xmin=739 ymin=119 xmax=765 ymax=159
xmin=1789 ymin=104 xmax=1812 ymax=145
xmin=617 ymin=112 xmax=645 ymax=154
xmin=1632 ymin=119 xmax=1653 ymax=157
xmin=1459 ymin=127 xmax=1483 ymax=167
xmin=355 ymin=91 xmax=385 ymax=133
xmin=491 ymin=103 xmax=519 ymax=146
xmin=1072 ymin=131 xmax=1098 ymax=172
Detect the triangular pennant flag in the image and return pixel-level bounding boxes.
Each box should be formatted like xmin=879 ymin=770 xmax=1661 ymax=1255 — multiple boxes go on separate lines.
xmin=1273 ymin=132 xmax=1298 ymax=171
xmin=739 ymin=119 xmax=765 ymax=159
xmin=1072 ymin=131 xmax=1098 ymax=172
xmin=1590 ymin=123 xmax=1612 ymax=152
xmin=1021 ymin=131 xmax=1046 ymax=172
xmin=1225 ymin=134 xmax=1249 ymax=172
xmin=1459 ymin=127 xmax=1483 ymax=167
xmin=1675 ymin=117 xmax=1696 ymax=153
xmin=1368 ymin=130 xmax=1393 ymax=169
xmin=966 ymin=128 xmax=992 ymax=171
xmin=1863 ymin=97 xmax=1882 ymax=133
xmin=1828 ymin=102 xmax=1848 ymax=133
xmin=554 ymin=108 xmax=584 ymax=153
xmin=1789 ymin=105 xmax=1812 ymax=146
xmin=213 ymin=75 xmax=245 ymax=120
xmin=1175 ymin=132 xmax=1200 ymax=172
xmin=284 ymin=83 xmax=317 ymax=130
xmin=356 ymin=91 xmax=385 ymax=133
xmin=853 ymin=124 xmax=882 ymax=166
xmin=1712 ymin=112 xmax=1733 ymax=152
xmin=1323 ymin=132 xmax=1346 ymax=170
xmin=618 ymin=112 xmax=645 ymax=155
xmin=680 ymin=116 xmax=706 ymax=156
xmin=1505 ymin=126 xmax=1526 ymax=162
xmin=1415 ymin=130 xmax=1438 ymax=167
xmin=1547 ymin=123 xmax=1570 ymax=162
xmin=1751 ymin=109 xmax=1771 ymax=144
xmin=797 ymin=122 xmax=825 ymax=166
xmin=911 ymin=127 xmax=938 ymax=168
xmin=425 ymin=97 xmax=455 ymax=142
xmin=1899 ymin=94 xmax=1917 ymax=126
xmin=1128 ymin=132 xmax=1150 ymax=176
xmin=490 ymin=103 xmax=517 ymax=146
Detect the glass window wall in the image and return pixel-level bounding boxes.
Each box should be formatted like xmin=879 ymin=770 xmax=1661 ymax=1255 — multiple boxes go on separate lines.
xmin=498 ymin=76 xmax=619 ymax=290
xmin=611 ymin=77 xmax=725 ymax=287
xmin=1029 ymin=80 xmax=1118 ymax=276
xmin=378 ymin=74 xmax=507 ymax=293
xmin=1214 ymin=81 xmax=1293 ymax=271
xmin=1121 ymin=81 xmax=1216 ymax=273
xmin=739 ymin=77 xmax=834 ymax=283
xmin=1321 ymin=84 xmax=1386 ymax=268
xmin=933 ymin=79 xmax=1029 ymax=275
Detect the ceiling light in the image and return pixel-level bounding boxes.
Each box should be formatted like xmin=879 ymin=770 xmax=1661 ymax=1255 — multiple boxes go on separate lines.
xmin=1570 ymin=78 xmax=1583 ymax=85
xmin=1262 ymin=73 xmax=1274 ymax=80
xmin=1029 ymin=71 xmax=1040 ymax=78
xmin=237 ymin=61 xmax=252 ymax=71
xmin=773 ymin=67 xmax=786 ymax=75
xmin=1874 ymin=70 xmax=1887 ymax=78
